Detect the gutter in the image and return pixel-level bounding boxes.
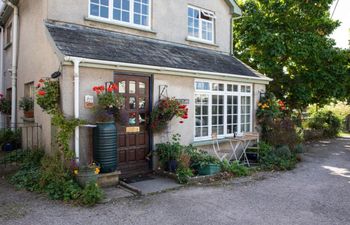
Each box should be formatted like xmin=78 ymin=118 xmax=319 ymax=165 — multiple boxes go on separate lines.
xmin=2 ymin=0 xmax=18 ymax=128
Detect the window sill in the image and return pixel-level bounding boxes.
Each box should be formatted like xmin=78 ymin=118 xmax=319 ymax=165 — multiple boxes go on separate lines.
xmin=85 ymin=16 xmax=157 ymax=34
xmin=4 ymin=42 xmax=12 ymax=50
xmin=186 ymin=37 xmax=218 ymax=47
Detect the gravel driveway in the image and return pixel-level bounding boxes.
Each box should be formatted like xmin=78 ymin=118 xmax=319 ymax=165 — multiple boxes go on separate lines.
xmin=1 ymin=138 xmax=350 ymax=225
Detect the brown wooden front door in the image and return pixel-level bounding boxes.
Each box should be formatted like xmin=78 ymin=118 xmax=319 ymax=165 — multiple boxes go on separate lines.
xmin=114 ymin=74 xmax=151 ymax=177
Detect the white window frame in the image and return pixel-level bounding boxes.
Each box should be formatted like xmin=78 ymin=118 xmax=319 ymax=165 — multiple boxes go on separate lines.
xmin=187 ymin=5 xmax=215 ymax=44
xmin=88 ymin=0 xmax=152 ymax=30
xmin=194 ymin=79 xmax=253 ymax=141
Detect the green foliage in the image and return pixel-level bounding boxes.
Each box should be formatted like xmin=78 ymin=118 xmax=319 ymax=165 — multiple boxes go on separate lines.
xmin=156 ymin=134 xmax=183 ymax=165
xmin=0 ymin=96 xmax=11 ymax=114
xmin=259 ymin=142 xmax=296 ymax=171
xmin=220 ymin=160 xmax=249 ymax=177
xmin=189 ymin=150 xmax=219 ymax=168
xmin=0 ymin=129 xmax=21 ymax=147
xmin=36 ymin=78 xmax=85 ymax=160
xmin=150 ymin=98 xmax=188 ymax=132
xmin=19 ymin=97 xmax=34 ymax=112
xmin=10 ymin=150 xmax=44 ymax=192
xmin=52 ymin=113 xmax=85 ymax=159
xmin=92 ymin=84 xmax=124 ymax=122
xmin=80 ymin=181 xmax=104 ymax=206
xmin=10 ymin=151 xmax=103 ymax=206
xmin=36 ymin=79 xmax=60 ymax=114
xmin=233 ymin=0 xmax=349 ymax=110
xmin=176 ymin=167 xmax=193 ymax=184
xmin=308 ymin=111 xmax=341 ymax=137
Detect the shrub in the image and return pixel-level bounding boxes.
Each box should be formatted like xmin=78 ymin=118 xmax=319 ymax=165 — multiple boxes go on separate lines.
xmin=156 ymin=134 xmax=182 ymax=168
xmin=80 ymin=182 xmax=104 ymax=206
xmin=264 ymin=118 xmax=300 ymax=150
xmin=220 ymin=160 xmax=249 ymax=177
xmin=176 ymin=167 xmax=194 ymax=184
xmin=259 ymin=142 xmax=296 ymax=171
xmin=10 ymin=150 xmax=44 ymax=191
xmin=10 ymin=151 xmax=103 ymax=206
xmin=308 ymin=111 xmax=341 ymax=137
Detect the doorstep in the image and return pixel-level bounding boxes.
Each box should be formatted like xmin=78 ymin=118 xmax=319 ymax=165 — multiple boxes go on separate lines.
xmin=100 ymin=185 xmax=136 ymax=203
xmin=120 ymin=174 xmax=182 ymax=195
xmin=97 ymin=171 xmax=121 ymax=188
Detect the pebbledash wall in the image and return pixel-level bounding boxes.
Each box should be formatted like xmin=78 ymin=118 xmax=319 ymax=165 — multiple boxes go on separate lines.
xmin=59 ymin=65 xmax=266 ymax=164
xmin=2 ymin=0 xmax=61 ymax=152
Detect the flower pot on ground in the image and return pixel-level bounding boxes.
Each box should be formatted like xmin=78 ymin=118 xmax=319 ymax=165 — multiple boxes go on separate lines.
xmin=198 ymin=163 xmax=221 ymax=175
xmin=156 ymin=134 xmax=182 ymax=172
xmin=0 ymin=129 xmax=21 ymax=152
xmin=74 ymin=166 xmax=99 ymax=188
xmin=19 ymin=97 xmax=34 ymax=118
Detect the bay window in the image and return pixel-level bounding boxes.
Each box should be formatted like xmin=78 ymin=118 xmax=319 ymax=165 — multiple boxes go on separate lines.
xmin=194 ymin=81 xmax=252 ymax=141
xmin=89 ymin=0 xmax=151 ymax=28
xmin=188 ymin=6 xmax=215 ymax=43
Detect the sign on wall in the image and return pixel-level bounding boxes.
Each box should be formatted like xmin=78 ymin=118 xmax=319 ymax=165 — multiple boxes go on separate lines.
xmin=176 ymin=99 xmax=190 ymax=105
xmin=84 ymin=95 xmax=94 ymax=109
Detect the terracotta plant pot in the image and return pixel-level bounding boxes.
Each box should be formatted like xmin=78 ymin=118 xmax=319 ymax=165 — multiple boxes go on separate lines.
xmin=24 ymin=110 xmax=34 ymax=118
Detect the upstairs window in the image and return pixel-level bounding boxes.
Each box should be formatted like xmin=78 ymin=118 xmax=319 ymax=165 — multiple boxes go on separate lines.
xmin=89 ymin=0 xmax=151 ymax=28
xmin=90 ymin=0 xmax=109 ymax=18
xmin=188 ymin=6 xmax=215 ymax=43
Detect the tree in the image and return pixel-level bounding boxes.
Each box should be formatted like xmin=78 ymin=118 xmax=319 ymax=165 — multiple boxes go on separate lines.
xmin=233 ymin=0 xmax=350 ymax=111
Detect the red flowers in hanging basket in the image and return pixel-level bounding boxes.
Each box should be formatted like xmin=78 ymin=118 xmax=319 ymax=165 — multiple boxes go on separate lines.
xmin=149 ymin=98 xmax=189 ymax=131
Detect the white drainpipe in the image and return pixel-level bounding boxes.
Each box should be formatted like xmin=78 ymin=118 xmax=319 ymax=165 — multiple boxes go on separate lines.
xmin=64 ymin=56 xmax=82 ymax=162
xmin=3 ymin=0 xmax=18 ymax=128
xmin=0 ymin=26 xmax=4 ymax=128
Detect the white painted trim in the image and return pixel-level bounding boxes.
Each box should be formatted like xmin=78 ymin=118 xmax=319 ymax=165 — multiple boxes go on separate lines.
xmin=193 ymin=79 xmax=253 ymax=142
xmin=88 ymin=0 xmax=152 ymax=29
xmin=188 ymin=5 xmax=215 ymax=44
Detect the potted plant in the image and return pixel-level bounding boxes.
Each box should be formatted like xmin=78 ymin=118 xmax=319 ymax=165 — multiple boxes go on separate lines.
xmin=73 ymin=161 xmax=100 ymax=187
xmin=19 ymin=97 xmax=34 ymax=118
xmin=156 ymin=134 xmax=182 ymax=172
xmin=0 ymin=94 xmax=11 ymax=115
xmin=0 ymin=129 xmax=21 ymax=152
xmin=91 ymin=83 xmax=124 ymax=173
xmin=191 ymin=152 xmax=221 ymax=176
xmin=149 ymin=98 xmax=188 ymax=132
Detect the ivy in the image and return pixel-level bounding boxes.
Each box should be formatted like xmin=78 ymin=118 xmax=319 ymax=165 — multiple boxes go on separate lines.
xmin=36 ymin=78 xmax=85 ymax=160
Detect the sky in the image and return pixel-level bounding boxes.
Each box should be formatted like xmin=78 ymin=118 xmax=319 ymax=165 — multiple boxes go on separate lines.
xmin=330 ymin=0 xmax=350 ymax=49
xmin=0 ymin=1 xmax=348 ymax=48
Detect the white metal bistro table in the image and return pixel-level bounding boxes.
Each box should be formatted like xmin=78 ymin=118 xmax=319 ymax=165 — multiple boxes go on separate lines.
xmin=226 ymin=133 xmax=259 ymax=166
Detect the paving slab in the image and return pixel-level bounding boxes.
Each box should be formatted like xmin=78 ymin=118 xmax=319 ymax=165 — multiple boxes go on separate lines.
xmin=101 ymin=186 xmax=135 ymax=203
xmin=127 ymin=176 xmax=182 ymax=195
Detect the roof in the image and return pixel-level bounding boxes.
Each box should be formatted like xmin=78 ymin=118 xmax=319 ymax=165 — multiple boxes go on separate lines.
xmin=46 ymin=21 xmax=259 ymax=78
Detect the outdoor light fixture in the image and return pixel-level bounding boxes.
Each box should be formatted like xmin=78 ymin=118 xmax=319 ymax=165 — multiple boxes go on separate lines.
xmin=51 ymin=71 xmax=61 ymax=79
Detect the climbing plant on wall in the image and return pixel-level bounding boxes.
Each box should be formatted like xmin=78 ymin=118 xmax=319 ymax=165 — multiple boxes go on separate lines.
xmin=36 ymin=78 xmax=85 ymax=160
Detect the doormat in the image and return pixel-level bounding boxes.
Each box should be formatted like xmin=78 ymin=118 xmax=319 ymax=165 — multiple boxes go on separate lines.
xmin=122 ymin=174 xmax=155 ymax=184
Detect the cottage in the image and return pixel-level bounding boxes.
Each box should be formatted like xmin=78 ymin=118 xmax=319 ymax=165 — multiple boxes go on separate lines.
xmin=0 ymin=0 xmax=271 ymax=178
